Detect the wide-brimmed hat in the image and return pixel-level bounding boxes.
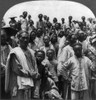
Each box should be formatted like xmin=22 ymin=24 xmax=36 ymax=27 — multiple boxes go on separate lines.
xmin=1 ymin=25 xmax=18 ymax=37
xmin=9 ymin=16 xmax=17 ymax=19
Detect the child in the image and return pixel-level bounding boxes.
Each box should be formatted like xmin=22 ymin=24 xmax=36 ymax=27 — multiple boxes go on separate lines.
xmin=40 ymin=35 xmax=55 ymax=58
xmin=28 ymin=31 xmax=38 ymax=51
xmin=34 ymin=50 xmax=46 ymax=99
xmin=46 ymin=49 xmax=58 ymax=86
xmin=51 ymin=33 xmax=59 ymax=58
xmin=40 ymin=65 xmax=62 ymax=100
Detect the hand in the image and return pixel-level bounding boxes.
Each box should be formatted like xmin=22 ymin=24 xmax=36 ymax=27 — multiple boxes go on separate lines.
xmin=45 ymin=91 xmax=52 ymax=99
xmin=1 ymin=63 xmax=6 ymax=69
xmin=67 ymin=77 xmax=72 ymax=84
xmin=30 ymin=72 xmax=37 ymax=78
xmin=36 ymin=73 xmax=40 ymax=79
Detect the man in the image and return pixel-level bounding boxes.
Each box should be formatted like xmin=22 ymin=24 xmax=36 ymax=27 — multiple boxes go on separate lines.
xmin=55 ymin=23 xmax=61 ymax=35
xmin=46 ymin=17 xmax=52 ymax=28
xmin=53 ymin=17 xmax=58 ymax=27
xmin=57 ymin=30 xmax=66 ymax=59
xmin=5 ymin=30 xmax=39 ymax=100
xmin=35 ymin=50 xmax=46 ymax=99
xmin=46 ymin=49 xmax=58 ymax=85
xmin=68 ymin=16 xmax=73 ymax=28
xmin=46 ymin=17 xmax=52 ymax=35
xmin=81 ymin=16 xmax=86 ymax=31
xmin=87 ymin=35 xmax=96 ymax=100
xmin=58 ymin=34 xmax=77 ymax=66
xmin=61 ymin=18 xmax=66 ymax=31
xmin=20 ymin=11 xmax=28 ymax=31
xmin=50 ymin=33 xmax=59 ymax=57
xmin=9 ymin=17 xmax=17 ymax=29
xmin=36 ymin=14 xmax=45 ymax=32
xmin=40 ymin=35 xmax=55 ymax=58
xmin=1 ymin=28 xmax=12 ymax=99
xmin=57 ymin=34 xmax=77 ymax=99
xmin=77 ymin=30 xmax=89 ymax=54
xmin=61 ymin=43 xmax=96 ymax=100
xmin=86 ymin=18 xmax=93 ymax=32
xmin=28 ymin=31 xmax=38 ymax=51
xmin=35 ymin=28 xmax=44 ymax=49
xmin=28 ymin=15 xmax=34 ymax=26
xmin=43 ymin=15 xmax=47 ymax=28
xmin=40 ymin=65 xmax=62 ymax=100
xmin=92 ymin=20 xmax=96 ymax=33
xmin=28 ymin=20 xmax=35 ymax=34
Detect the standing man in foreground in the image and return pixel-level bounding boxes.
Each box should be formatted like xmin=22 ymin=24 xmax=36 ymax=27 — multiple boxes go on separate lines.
xmin=5 ymin=30 xmax=39 ymax=100
xmin=1 ymin=28 xmax=12 ymax=99
xmin=61 ymin=43 xmax=96 ymax=100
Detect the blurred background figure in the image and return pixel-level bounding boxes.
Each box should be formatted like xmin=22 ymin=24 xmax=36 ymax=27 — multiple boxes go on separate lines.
xmin=1 ymin=27 xmax=12 ymax=99
xmin=9 ymin=16 xmax=17 ymax=29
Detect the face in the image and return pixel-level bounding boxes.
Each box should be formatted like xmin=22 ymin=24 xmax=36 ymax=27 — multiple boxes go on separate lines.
xmin=43 ymin=36 xmax=50 ymax=45
xmin=30 ymin=32 xmax=36 ymax=41
xmin=51 ymin=35 xmax=57 ymax=43
xmin=46 ymin=50 xmax=54 ymax=60
xmin=53 ymin=18 xmax=57 ymax=23
xmin=55 ymin=24 xmax=59 ymax=30
xmin=62 ymin=19 xmax=65 ymax=23
xmin=69 ymin=16 xmax=72 ymax=20
xmin=82 ymin=17 xmax=85 ymax=21
xmin=19 ymin=32 xmax=29 ymax=49
xmin=36 ymin=52 xmax=45 ymax=62
xmin=23 ymin=12 xmax=27 ymax=18
xmin=28 ymin=15 xmax=31 ymax=19
xmin=47 ymin=17 xmax=49 ymax=21
xmin=44 ymin=15 xmax=47 ymax=20
xmin=39 ymin=15 xmax=43 ymax=20
xmin=58 ymin=31 xmax=64 ymax=37
xmin=73 ymin=45 xmax=82 ymax=58
xmin=1 ymin=29 xmax=7 ymax=45
xmin=51 ymin=29 xmax=55 ymax=33
xmin=37 ymin=28 xmax=42 ymax=37
xmin=70 ymin=35 xmax=77 ymax=45
xmin=78 ymin=33 xmax=84 ymax=42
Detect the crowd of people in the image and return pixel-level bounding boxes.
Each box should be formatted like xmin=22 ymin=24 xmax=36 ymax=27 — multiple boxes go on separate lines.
xmin=1 ymin=11 xmax=96 ymax=100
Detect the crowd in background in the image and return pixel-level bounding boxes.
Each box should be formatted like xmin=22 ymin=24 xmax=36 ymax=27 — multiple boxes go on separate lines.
xmin=1 ymin=11 xmax=96 ymax=100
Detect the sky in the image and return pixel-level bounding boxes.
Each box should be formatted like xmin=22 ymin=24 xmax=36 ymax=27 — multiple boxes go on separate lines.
xmin=3 ymin=1 xmax=95 ymax=27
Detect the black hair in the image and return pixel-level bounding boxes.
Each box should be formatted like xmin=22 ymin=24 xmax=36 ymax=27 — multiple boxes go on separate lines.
xmin=17 ymin=30 xmax=29 ymax=39
xmin=67 ymin=34 xmax=77 ymax=46
xmin=29 ymin=31 xmax=36 ymax=42
xmin=50 ymin=33 xmax=57 ymax=43
xmin=58 ymin=30 xmax=64 ymax=38
xmin=38 ymin=14 xmax=43 ymax=18
xmin=30 ymin=30 xmax=36 ymax=36
xmin=46 ymin=49 xmax=55 ymax=55
xmin=43 ymin=35 xmax=50 ymax=41
xmin=35 ymin=50 xmax=45 ymax=58
xmin=77 ymin=31 xmax=86 ymax=42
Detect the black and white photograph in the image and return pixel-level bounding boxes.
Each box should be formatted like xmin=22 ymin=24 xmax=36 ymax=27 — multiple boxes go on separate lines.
xmin=0 ymin=0 xmax=96 ymax=100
